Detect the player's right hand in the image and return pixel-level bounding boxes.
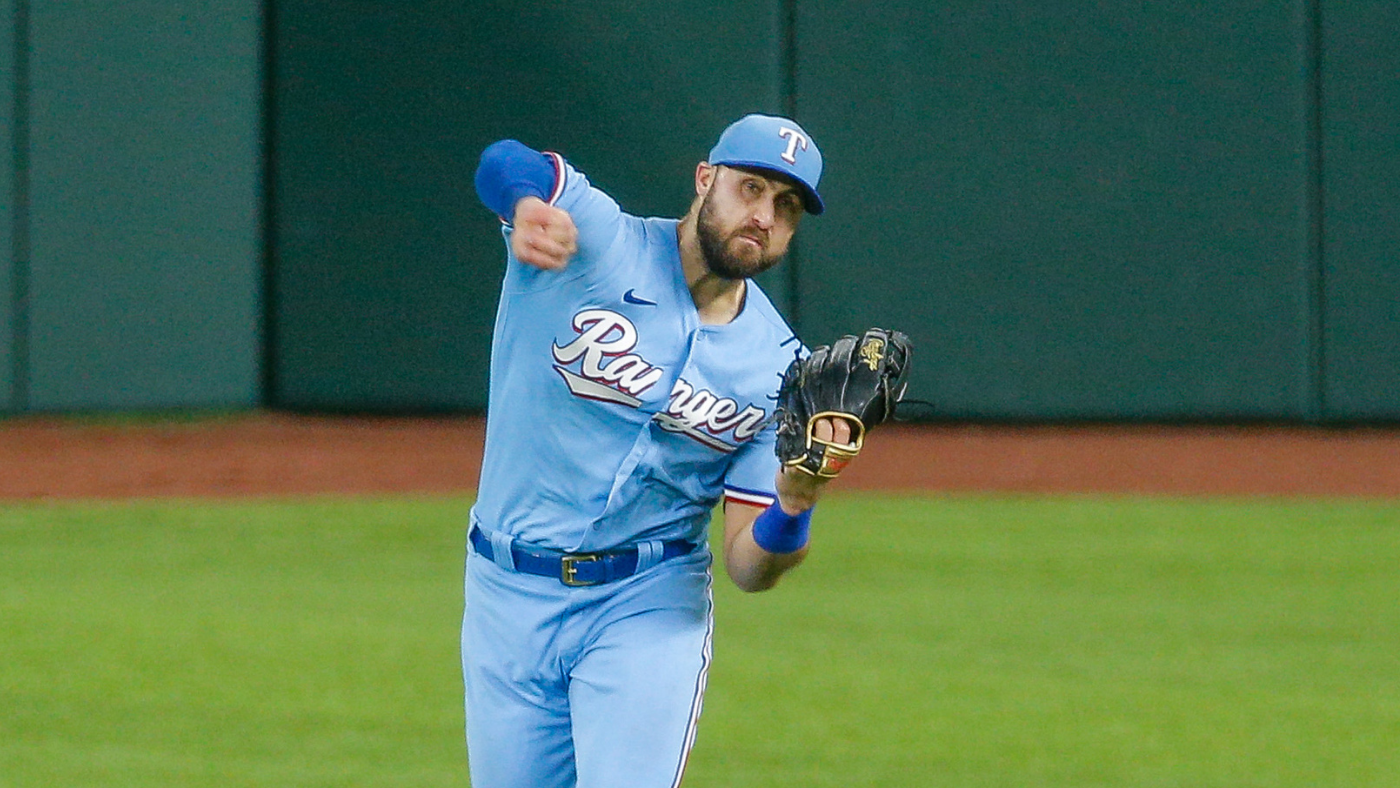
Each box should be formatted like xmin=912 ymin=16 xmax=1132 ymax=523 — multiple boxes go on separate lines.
xmin=511 ymin=196 xmax=578 ymax=270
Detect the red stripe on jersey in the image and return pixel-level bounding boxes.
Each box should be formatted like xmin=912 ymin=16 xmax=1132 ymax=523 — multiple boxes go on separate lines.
xmin=544 ymin=151 xmax=566 ymax=205
xmin=724 ymin=490 xmax=775 ymax=509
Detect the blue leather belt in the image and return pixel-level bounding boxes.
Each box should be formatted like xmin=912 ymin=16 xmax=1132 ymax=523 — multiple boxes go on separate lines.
xmin=469 ymin=525 xmax=699 ymax=587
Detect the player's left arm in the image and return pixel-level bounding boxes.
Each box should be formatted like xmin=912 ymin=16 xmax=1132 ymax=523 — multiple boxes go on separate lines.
xmin=721 ymin=418 xmax=849 ymax=593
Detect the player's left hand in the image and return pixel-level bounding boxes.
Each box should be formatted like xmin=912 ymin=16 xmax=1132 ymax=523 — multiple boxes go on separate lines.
xmin=774 ymin=327 xmax=911 ymax=479
xmin=774 ymin=416 xmax=850 ymax=513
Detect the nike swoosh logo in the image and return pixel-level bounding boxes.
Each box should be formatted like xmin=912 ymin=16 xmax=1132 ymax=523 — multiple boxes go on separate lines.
xmin=623 ymin=289 xmax=657 ymax=306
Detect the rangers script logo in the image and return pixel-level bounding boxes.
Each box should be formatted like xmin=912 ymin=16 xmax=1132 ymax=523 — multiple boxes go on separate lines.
xmin=654 ymin=378 xmax=768 ymax=453
xmin=552 ymin=308 xmax=768 ymax=452
xmin=551 ymin=309 xmax=666 ymax=407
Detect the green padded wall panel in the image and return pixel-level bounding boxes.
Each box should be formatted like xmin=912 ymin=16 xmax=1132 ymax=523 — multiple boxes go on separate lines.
xmin=272 ymin=0 xmax=785 ymax=411
xmin=1 ymin=0 xmax=14 ymax=411
xmin=1321 ymin=0 xmax=1400 ymax=420
xmin=796 ymin=1 xmax=1315 ymax=420
xmin=25 ymin=1 xmax=262 ymax=411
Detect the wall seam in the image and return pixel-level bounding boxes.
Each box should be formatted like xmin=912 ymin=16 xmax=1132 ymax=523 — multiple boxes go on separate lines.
xmin=781 ymin=0 xmax=801 ymax=331
xmin=10 ymin=0 xmax=29 ymax=412
xmin=260 ymin=0 xmax=279 ymax=408
xmin=1306 ymin=0 xmax=1327 ymax=422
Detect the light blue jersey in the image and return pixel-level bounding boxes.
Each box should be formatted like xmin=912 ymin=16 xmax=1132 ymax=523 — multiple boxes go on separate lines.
xmin=464 ymin=116 xmax=826 ymax=788
xmin=471 ymin=152 xmax=799 ymax=552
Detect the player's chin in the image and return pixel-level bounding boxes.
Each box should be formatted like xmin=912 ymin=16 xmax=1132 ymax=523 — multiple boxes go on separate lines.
xmin=712 ymin=256 xmax=777 ymax=281
xmin=729 ymin=243 xmax=782 ymax=275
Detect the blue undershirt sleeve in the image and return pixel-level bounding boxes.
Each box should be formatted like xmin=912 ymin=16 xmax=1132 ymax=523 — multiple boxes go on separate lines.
xmin=474 ymin=139 xmax=558 ymax=221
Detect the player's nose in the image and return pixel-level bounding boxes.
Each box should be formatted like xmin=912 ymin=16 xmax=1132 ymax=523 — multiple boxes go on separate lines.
xmin=751 ymin=198 xmax=776 ymax=229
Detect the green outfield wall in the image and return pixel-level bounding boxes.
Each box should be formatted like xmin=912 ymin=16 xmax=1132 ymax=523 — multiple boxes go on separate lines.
xmin=269 ymin=0 xmax=789 ymax=410
xmin=3 ymin=2 xmax=1397 ymax=421
xmin=271 ymin=0 xmax=1400 ymax=421
xmin=2 ymin=0 xmax=15 ymax=410
xmin=1321 ymin=0 xmax=1400 ymax=420
xmin=796 ymin=1 xmax=1319 ymax=420
xmin=2 ymin=1 xmax=262 ymax=413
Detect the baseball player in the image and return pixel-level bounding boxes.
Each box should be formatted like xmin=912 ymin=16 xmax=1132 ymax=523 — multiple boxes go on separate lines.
xmin=463 ymin=114 xmax=864 ymax=788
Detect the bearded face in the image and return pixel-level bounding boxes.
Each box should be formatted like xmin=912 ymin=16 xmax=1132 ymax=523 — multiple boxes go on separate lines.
xmin=694 ymin=167 xmax=802 ymax=280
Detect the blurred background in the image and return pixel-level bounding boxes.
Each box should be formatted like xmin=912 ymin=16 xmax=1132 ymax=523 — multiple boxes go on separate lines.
xmin=2 ymin=0 xmax=1397 ymax=422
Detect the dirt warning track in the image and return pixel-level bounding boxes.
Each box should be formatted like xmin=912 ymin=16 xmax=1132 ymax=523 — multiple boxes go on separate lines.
xmin=1 ymin=414 xmax=1397 ymax=500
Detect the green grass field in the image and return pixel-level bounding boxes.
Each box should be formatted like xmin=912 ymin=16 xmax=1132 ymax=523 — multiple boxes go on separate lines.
xmin=2 ymin=493 xmax=1397 ymax=787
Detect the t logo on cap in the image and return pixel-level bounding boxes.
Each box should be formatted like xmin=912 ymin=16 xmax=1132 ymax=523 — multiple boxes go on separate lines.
xmin=778 ymin=127 xmax=809 ymax=165
xmin=707 ymin=113 xmax=825 ymax=214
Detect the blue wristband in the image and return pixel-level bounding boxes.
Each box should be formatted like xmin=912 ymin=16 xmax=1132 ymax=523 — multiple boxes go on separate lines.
xmin=751 ymin=504 xmax=812 ymax=554
xmin=473 ymin=139 xmax=556 ymax=220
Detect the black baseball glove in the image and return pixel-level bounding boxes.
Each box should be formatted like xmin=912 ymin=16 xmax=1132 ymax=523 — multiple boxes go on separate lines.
xmin=774 ymin=328 xmax=913 ymax=478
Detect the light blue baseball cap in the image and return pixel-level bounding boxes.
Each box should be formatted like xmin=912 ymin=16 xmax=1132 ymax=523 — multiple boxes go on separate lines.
xmin=707 ymin=114 xmax=825 ymax=215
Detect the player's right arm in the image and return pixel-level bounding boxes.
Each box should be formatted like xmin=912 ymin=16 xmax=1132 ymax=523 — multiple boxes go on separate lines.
xmin=473 ymin=139 xmax=620 ymax=273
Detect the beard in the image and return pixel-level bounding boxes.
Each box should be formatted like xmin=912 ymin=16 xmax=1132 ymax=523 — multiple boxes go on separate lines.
xmin=695 ymin=192 xmax=785 ymax=280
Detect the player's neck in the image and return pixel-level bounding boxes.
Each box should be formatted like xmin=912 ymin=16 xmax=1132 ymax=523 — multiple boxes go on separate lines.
xmin=676 ymin=216 xmax=746 ymax=325
xmin=688 ymin=270 xmax=746 ymax=326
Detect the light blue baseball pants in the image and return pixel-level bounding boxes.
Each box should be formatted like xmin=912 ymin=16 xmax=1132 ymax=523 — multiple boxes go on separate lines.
xmin=462 ymin=546 xmax=714 ymax=788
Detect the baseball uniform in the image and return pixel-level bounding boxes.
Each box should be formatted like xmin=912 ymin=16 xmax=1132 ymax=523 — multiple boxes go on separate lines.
xmin=464 ymin=115 xmax=823 ymax=788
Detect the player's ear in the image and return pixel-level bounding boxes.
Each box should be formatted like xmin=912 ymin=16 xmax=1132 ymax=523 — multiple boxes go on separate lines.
xmin=695 ymin=162 xmax=716 ymax=197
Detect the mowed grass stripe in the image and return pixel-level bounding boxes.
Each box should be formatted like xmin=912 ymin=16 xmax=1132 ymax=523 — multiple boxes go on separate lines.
xmin=0 ymin=497 xmax=474 ymax=788
xmin=2 ymin=494 xmax=1398 ymax=787
xmin=696 ymin=494 xmax=1400 ymax=788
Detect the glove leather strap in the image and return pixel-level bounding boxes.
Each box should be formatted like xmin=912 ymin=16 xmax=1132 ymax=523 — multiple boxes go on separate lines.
xmin=790 ymin=411 xmax=867 ymax=478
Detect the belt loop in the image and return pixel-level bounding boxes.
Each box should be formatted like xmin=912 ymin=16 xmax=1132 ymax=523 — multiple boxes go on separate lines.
xmin=486 ymin=529 xmax=517 ymax=572
xmin=633 ymin=540 xmax=663 ymax=574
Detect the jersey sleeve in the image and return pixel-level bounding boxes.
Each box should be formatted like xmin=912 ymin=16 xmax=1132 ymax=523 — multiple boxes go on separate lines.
xmin=495 ymin=148 xmax=626 ymax=292
xmin=474 ymin=139 xmax=555 ymax=219
xmin=722 ymin=422 xmax=781 ymax=510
